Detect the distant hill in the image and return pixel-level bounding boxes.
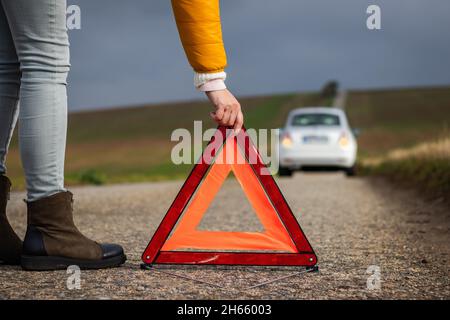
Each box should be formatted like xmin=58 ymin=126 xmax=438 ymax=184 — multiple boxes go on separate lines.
xmin=6 ymin=86 xmax=450 ymax=188
xmin=346 ymin=86 xmax=450 ymax=157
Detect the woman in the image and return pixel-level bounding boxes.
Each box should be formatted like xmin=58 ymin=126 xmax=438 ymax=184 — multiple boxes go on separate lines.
xmin=0 ymin=0 xmax=243 ymax=270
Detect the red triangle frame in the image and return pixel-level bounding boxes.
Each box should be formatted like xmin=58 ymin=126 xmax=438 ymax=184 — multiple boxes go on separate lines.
xmin=141 ymin=126 xmax=317 ymax=267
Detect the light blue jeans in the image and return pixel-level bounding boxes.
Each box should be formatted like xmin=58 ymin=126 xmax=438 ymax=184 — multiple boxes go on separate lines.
xmin=0 ymin=0 xmax=69 ymax=201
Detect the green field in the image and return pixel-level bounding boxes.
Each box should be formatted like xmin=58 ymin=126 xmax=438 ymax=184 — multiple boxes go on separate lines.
xmin=6 ymin=86 xmax=450 ymax=199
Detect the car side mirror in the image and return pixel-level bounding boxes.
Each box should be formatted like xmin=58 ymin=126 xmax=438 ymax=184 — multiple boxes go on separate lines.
xmin=352 ymin=128 xmax=361 ymax=138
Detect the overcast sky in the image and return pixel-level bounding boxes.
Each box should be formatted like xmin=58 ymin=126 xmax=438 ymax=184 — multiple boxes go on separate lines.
xmin=67 ymin=0 xmax=450 ymax=111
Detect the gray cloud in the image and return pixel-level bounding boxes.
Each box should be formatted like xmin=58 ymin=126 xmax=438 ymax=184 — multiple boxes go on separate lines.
xmin=67 ymin=0 xmax=450 ymax=111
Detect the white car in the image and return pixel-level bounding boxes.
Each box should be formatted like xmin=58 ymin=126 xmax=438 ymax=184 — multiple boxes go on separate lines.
xmin=278 ymin=107 xmax=358 ymax=176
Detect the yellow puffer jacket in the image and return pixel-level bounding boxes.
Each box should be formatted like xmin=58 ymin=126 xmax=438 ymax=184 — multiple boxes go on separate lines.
xmin=171 ymin=0 xmax=227 ymax=74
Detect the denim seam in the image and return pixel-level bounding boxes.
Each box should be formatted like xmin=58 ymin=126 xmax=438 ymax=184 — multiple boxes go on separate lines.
xmin=51 ymin=0 xmax=58 ymax=195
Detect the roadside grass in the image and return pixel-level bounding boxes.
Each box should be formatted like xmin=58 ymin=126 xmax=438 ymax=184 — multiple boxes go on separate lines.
xmin=346 ymin=86 xmax=450 ymax=203
xmin=359 ymin=137 xmax=450 ymax=203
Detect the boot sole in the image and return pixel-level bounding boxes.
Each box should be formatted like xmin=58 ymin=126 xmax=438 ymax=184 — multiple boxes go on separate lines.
xmin=21 ymin=254 xmax=127 ymax=271
xmin=0 ymin=260 xmax=21 ymax=266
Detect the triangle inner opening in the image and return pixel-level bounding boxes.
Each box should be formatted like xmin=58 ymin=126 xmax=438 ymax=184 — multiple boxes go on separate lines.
xmin=197 ymin=171 xmax=265 ymax=232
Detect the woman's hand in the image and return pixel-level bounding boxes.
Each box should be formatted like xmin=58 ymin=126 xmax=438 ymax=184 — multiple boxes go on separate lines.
xmin=206 ymin=89 xmax=244 ymax=134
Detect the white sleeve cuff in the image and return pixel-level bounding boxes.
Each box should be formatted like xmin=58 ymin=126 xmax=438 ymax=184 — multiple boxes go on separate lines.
xmin=197 ymin=79 xmax=227 ymax=92
xmin=194 ymin=71 xmax=227 ymax=88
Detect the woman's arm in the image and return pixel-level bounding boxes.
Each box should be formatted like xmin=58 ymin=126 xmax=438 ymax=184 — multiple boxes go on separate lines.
xmin=172 ymin=0 xmax=243 ymax=132
xmin=171 ymin=0 xmax=226 ymax=78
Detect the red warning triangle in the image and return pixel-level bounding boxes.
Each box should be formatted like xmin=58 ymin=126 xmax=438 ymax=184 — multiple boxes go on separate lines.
xmin=141 ymin=126 xmax=317 ymax=266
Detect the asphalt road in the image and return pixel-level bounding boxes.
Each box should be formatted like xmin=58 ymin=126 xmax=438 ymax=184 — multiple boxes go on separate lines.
xmin=0 ymin=173 xmax=449 ymax=299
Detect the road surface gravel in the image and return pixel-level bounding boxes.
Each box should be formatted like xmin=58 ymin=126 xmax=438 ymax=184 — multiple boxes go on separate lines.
xmin=0 ymin=173 xmax=449 ymax=299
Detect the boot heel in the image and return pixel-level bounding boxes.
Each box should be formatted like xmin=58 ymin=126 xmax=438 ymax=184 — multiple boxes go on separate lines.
xmin=0 ymin=175 xmax=22 ymax=265
xmin=21 ymin=255 xmax=69 ymax=271
xmin=21 ymin=254 xmax=127 ymax=271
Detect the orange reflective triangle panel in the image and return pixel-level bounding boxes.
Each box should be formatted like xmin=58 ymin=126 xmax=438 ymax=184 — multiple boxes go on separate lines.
xmin=141 ymin=126 xmax=317 ymax=266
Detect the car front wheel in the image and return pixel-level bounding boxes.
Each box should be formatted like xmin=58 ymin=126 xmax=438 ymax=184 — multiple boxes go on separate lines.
xmin=345 ymin=165 xmax=357 ymax=177
xmin=278 ymin=166 xmax=293 ymax=177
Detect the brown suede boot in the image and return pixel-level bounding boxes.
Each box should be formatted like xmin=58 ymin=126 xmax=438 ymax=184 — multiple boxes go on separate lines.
xmin=0 ymin=175 xmax=22 ymax=265
xmin=21 ymin=191 xmax=126 ymax=270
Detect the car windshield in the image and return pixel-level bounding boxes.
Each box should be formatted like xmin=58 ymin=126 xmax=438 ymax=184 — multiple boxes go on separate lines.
xmin=291 ymin=113 xmax=341 ymax=127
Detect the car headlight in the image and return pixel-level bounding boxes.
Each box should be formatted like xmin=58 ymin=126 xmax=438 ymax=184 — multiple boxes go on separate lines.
xmin=281 ymin=133 xmax=293 ymax=148
xmin=338 ymin=133 xmax=350 ymax=149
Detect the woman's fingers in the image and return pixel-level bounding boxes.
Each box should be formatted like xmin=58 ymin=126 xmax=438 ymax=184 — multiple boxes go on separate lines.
xmin=206 ymin=89 xmax=244 ymax=131
xmin=233 ymin=111 xmax=244 ymax=134
xmin=214 ymin=107 xmax=224 ymax=122
xmin=228 ymin=110 xmax=237 ymax=127
xmin=220 ymin=107 xmax=231 ymax=126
